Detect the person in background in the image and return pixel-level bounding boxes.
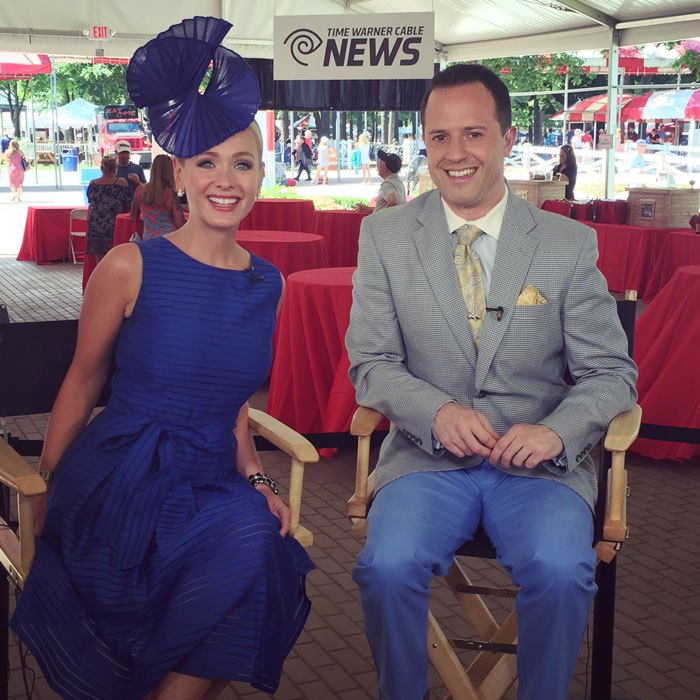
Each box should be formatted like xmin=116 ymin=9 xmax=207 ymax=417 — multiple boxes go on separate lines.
xmin=1 ymin=130 xmax=12 ymax=154
xmin=553 ymin=144 xmax=577 ymax=200
xmin=86 ymin=155 xmax=131 ymax=263
xmin=11 ymin=17 xmax=313 ymax=700
xmin=313 ymin=135 xmax=330 ymax=185
xmin=581 ymin=129 xmax=593 ymax=149
xmin=274 ymin=130 xmax=286 ymax=185
xmin=293 ymin=136 xmax=312 ymax=181
xmin=346 ymin=62 xmax=637 ymax=700
xmin=131 ymin=154 xmax=185 ymax=240
xmin=358 ymin=133 xmax=372 ymax=184
xmin=356 ymin=150 xmax=406 ymax=214
xmin=3 ymin=139 xmax=26 ymax=202
xmin=416 ymin=129 xmax=427 ymax=156
xmin=115 ymin=140 xmax=147 ymax=200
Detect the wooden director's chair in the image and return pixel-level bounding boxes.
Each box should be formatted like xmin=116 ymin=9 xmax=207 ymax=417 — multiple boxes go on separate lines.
xmin=347 ymin=296 xmax=641 ymax=700
xmin=0 ymin=312 xmax=317 ymax=700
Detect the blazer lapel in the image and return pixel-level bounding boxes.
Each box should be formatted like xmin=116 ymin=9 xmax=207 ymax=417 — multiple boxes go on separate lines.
xmin=413 ymin=191 xmax=478 ymax=366
xmin=475 ymin=192 xmax=539 ymax=389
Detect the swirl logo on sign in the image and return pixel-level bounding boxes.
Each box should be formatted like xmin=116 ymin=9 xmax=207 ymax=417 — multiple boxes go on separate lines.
xmin=284 ymin=28 xmax=323 ymax=66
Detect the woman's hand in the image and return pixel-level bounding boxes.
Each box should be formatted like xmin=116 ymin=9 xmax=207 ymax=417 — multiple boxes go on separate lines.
xmin=33 ymin=492 xmax=48 ymax=537
xmin=256 ymin=485 xmax=291 ymax=537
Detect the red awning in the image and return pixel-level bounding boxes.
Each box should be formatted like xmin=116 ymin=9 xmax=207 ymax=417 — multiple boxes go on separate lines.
xmin=0 ymin=52 xmax=52 ymax=79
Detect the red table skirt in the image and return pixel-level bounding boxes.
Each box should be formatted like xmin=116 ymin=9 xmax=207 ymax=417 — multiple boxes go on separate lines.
xmin=239 ymin=198 xmax=316 ymax=233
xmin=632 ymin=265 xmax=700 ymax=460
xmin=590 ymin=223 xmax=670 ymax=295
xmin=541 ymin=199 xmax=627 ymax=224
xmin=266 ymin=267 xmax=358 ymax=435
xmin=237 ymin=230 xmax=327 ymax=278
xmin=643 ymin=230 xmax=700 ymax=302
xmin=312 ymin=209 xmax=371 ymax=267
xmin=17 ymin=206 xmax=86 ymax=264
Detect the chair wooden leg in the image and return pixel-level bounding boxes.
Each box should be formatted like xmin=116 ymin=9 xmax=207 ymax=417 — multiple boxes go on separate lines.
xmin=427 ymin=611 xmax=481 ymax=700
xmin=0 ymin=572 xmax=7 ymax=700
xmin=0 ymin=483 xmax=9 ymax=700
xmin=591 ymin=557 xmax=616 ymax=700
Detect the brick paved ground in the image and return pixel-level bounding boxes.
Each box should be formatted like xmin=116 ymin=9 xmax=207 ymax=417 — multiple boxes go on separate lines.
xmin=1 ymin=257 xmax=699 ymax=700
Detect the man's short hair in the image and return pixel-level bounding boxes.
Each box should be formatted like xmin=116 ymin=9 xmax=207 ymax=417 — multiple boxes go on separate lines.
xmin=420 ymin=63 xmax=512 ymax=135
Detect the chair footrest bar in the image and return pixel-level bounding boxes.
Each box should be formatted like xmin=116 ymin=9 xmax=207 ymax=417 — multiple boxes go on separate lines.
xmin=449 ymin=638 xmax=518 ymax=654
xmin=455 ymin=583 xmax=519 ymax=599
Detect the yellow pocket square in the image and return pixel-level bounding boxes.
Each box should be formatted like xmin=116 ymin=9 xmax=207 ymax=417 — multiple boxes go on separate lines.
xmin=516 ymin=285 xmax=547 ymax=306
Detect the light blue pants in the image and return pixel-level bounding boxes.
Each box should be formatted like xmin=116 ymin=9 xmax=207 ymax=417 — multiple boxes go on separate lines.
xmin=353 ymin=463 xmax=597 ymax=700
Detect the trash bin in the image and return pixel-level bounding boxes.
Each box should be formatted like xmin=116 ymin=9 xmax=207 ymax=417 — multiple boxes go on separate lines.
xmin=62 ymin=149 xmax=78 ymax=172
xmin=80 ymin=167 xmax=102 ymax=205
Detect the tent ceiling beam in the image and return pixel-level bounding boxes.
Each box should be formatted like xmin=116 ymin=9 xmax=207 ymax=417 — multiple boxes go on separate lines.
xmin=553 ymin=0 xmax=618 ymax=29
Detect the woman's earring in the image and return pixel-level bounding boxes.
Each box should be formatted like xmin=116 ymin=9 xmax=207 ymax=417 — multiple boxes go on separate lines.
xmin=177 ymin=188 xmax=185 ymax=197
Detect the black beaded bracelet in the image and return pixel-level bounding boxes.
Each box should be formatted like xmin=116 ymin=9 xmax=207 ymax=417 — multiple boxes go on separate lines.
xmin=248 ymin=472 xmax=279 ymax=494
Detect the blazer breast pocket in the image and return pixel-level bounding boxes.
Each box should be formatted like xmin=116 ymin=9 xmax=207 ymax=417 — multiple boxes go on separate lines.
xmin=506 ymin=302 xmax=559 ymax=348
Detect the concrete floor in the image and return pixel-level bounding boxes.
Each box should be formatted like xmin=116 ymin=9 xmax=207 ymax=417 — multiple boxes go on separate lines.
xmin=1 ymin=237 xmax=699 ymax=699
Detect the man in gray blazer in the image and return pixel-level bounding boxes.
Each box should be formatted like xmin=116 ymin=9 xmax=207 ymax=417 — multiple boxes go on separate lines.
xmin=346 ymin=64 xmax=637 ymax=700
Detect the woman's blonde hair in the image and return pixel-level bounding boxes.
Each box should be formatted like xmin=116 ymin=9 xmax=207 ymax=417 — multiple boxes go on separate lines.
xmin=101 ymin=155 xmax=117 ymax=174
xmin=8 ymin=140 xmax=19 ymax=153
xmin=141 ymin=154 xmax=176 ymax=207
xmin=358 ymin=133 xmax=369 ymax=146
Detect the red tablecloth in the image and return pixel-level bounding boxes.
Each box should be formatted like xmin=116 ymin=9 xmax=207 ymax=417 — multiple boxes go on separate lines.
xmin=239 ymin=198 xmax=315 ymax=232
xmin=590 ymin=223 xmax=670 ymax=295
xmin=114 ymin=212 xmax=143 ymax=245
xmin=237 ymin=230 xmax=327 ymax=278
xmin=631 ymin=265 xmax=700 ymax=461
xmin=266 ymin=267 xmax=358 ymax=435
xmin=83 ymin=214 xmax=144 ymax=291
xmin=643 ymin=230 xmax=700 ymax=302
xmin=540 ymin=199 xmax=628 ymax=225
xmin=17 ymin=206 xmax=87 ymax=264
xmin=540 ymin=200 xmax=570 ymax=217
xmin=312 ymin=209 xmax=371 ymax=267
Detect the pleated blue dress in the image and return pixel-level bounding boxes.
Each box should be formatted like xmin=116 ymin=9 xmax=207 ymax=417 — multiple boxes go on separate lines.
xmin=11 ymin=237 xmax=314 ymax=699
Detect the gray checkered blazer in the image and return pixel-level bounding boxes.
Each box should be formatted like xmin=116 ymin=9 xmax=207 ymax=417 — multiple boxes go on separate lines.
xmin=346 ymin=186 xmax=638 ymax=510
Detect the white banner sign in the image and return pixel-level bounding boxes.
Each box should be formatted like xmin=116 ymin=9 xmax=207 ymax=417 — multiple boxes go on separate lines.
xmin=273 ymin=12 xmax=435 ymax=80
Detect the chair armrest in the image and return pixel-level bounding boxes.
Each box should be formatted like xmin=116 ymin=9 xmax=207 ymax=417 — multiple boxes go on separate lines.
xmin=350 ymin=406 xmax=385 ymax=437
xmin=602 ymin=404 xmax=641 ymax=543
xmin=0 ymin=439 xmax=46 ymax=585
xmin=347 ymin=407 xmax=385 ymax=522
xmin=604 ymin=404 xmax=642 ymax=452
xmin=0 ymin=439 xmax=47 ymax=496
xmin=247 ymin=409 xmax=318 ymax=548
xmin=248 ymin=408 xmax=318 ymax=464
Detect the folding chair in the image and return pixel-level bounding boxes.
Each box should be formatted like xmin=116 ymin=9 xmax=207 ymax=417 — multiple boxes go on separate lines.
xmin=0 ymin=316 xmax=317 ymax=700
xmin=68 ymin=208 xmax=88 ymax=264
xmin=347 ymin=295 xmax=641 ymax=700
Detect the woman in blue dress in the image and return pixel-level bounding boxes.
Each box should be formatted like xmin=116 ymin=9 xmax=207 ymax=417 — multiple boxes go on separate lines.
xmin=11 ymin=17 xmax=313 ymax=700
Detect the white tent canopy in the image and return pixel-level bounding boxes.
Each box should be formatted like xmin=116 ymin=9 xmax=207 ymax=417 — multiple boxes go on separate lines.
xmin=0 ymin=1 xmax=699 ymax=62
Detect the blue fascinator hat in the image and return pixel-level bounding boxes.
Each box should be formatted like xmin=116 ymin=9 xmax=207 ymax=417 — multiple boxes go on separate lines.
xmin=126 ymin=16 xmax=260 ymax=158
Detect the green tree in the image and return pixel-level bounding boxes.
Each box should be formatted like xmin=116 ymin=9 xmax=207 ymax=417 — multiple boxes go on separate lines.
xmin=30 ymin=62 xmax=129 ymax=110
xmin=0 ymin=79 xmax=31 ymax=136
xmin=480 ymin=54 xmax=589 ymax=144
xmin=670 ymin=48 xmax=700 ymax=81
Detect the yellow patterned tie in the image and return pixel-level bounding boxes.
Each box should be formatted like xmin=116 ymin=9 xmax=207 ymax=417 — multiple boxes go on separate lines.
xmin=454 ymin=224 xmax=486 ymax=348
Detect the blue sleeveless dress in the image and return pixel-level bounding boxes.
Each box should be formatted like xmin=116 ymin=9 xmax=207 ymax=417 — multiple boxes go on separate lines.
xmin=11 ymin=237 xmax=314 ymax=699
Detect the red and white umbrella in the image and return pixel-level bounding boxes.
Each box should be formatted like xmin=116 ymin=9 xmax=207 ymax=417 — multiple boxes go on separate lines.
xmin=0 ymin=52 xmax=51 ymax=79
xmin=552 ymin=93 xmax=633 ymax=122
xmin=620 ymin=89 xmax=700 ymax=121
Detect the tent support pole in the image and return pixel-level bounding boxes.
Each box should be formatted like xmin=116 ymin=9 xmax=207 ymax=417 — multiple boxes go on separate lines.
xmin=335 ymin=111 xmax=341 ymax=181
xmin=30 ymin=77 xmax=38 ymax=184
xmin=604 ymin=29 xmax=620 ymax=200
